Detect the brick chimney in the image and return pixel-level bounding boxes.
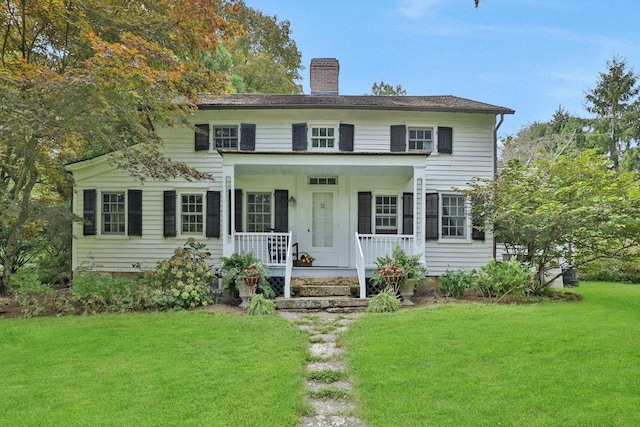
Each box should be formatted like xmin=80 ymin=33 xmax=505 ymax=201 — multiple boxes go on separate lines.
xmin=310 ymin=58 xmax=339 ymax=96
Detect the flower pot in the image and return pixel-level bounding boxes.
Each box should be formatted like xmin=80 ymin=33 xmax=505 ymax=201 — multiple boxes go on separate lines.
xmin=237 ymin=277 xmax=258 ymax=308
xmin=299 ymin=261 xmax=313 ymax=267
xmin=399 ymin=278 xmax=416 ymax=306
xmin=384 ymin=274 xmax=403 ymax=294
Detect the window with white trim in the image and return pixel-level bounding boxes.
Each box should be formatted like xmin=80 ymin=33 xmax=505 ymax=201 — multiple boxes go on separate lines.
xmin=441 ymin=194 xmax=466 ymax=239
xmin=181 ymin=193 xmax=203 ymax=234
xmin=247 ymin=192 xmax=271 ymax=232
xmin=102 ymin=192 xmax=126 ymax=234
xmin=375 ymin=195 xmax=398 ymax=233
xmin=311 ymin=126 xmax=335 ymax=149
xmin=213 ymin=125 xmax=238 ymax=149
xmin=408 ymin=127 xmax=433 ymax=151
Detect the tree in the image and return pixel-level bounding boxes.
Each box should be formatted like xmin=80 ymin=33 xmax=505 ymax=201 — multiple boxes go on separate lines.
xmin=464 ymin=151 xmax=640 ymax=293
xmin=0 ymin=0 xmax=241 ymax=293
xmin=224 ymin=1 xmax=303 ymax=93
xmin=370 ymin=81 xmax=407 ymax=96
xmin=500 ymin=107 xmax=587 ymax=167
xmin=584 ymin=55 xmax=640 ymax=169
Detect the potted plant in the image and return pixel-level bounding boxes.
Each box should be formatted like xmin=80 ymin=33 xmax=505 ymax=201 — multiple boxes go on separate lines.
xmin=378 ymin=264 xmax=405 ymax=294
xmin=371 ymin=245 xmax=428 ymax=305
xmin=297 ymin=252 xmax=315 ymax=267
xmin=220 ymin=253 xmax=272 ymax=308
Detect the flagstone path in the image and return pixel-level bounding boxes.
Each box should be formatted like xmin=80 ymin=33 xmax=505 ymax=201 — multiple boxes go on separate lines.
xmin=278 ymin=311 xmax=366 ymax=427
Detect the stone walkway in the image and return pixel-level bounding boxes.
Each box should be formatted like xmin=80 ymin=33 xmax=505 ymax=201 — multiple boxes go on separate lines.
xmin=279 ymin=311 xmax=366 ymax=427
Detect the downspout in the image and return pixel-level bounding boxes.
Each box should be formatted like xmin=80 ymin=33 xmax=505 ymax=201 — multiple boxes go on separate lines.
xmin=492 ymin=114 xmax=505 ymax=260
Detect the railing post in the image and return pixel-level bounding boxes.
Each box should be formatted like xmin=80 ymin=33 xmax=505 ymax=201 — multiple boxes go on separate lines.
xmin=284 ymin=232 xmax=292 ymax=298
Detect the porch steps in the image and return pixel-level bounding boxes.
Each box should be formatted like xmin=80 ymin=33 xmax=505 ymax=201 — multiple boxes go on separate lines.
xmin=275 ymin=296 xmax=369 ymax=312
xmin=277 ymin=275 xmax=368 ymax=312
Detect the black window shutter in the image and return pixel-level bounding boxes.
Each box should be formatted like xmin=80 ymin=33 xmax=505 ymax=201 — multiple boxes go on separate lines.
xmin=127 ymin=189 xmax=143 ymax=236
xmin=83 ymin=189 xmax=96 ymax=236
xmin=228 ymin=189 xmax=243 ymax=234
xmin=240 ymin=123 xmax=256 ymax=151
xmin=206 ymin=191 xmax=221 ymax=238
xmin=426 ymin=193 xmax=439 ymax=240
xmin=471 ymin=195 xmax=485 ymax=241
xmin=339 ymin=124 xmax=355 ymax=152
xmin=402 ymin=192 xmax=413 ymax=235
xmin=438 ymin=127 xmax=453 ymax=154
xmin=274 ymin=190 xmax=289 ymax=232
xmin=194 ymin=124 xmax=210 ymax=151
xmin=163 ymin=190 xmax=177 ymax=237
xmin=292 ymin=123 xmax=307 ymax=151
xmin=390 ymin=125 xmax=406 ymax=152
xmin=357 ymin=192 xmax=372 ymax=234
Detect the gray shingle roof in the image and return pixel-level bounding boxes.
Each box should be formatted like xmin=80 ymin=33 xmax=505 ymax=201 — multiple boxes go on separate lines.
xmin=196 ymin=94 xmax=514 ymax=115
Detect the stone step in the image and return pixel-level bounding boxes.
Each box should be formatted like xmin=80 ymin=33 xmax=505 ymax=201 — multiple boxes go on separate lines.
xmin=296 ymin=285 xmax=352 ymax=297
xmin=275 ymin=296 xmax=369 ymax=312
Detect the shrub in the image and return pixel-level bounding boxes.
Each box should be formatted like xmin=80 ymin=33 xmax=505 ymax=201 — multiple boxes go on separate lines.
xmin=579 ymin=256 xmax=640 ymax=284
xmin=147 ymin=238 xmax=216 ymax=310
xmin=246 ymin=294 xmax=276 ymax=316
xmin=10 ymin=270 xmax=71 ymax=317
xmin=474 ymin=258 xmax=536 ymax=299
xmin=72 ymin=272 xmax=156 ymax=314
xmin=440 ymin=269 xmax=474 ymax=299
xmin=366 ymin=288 xmax=401 ymax=313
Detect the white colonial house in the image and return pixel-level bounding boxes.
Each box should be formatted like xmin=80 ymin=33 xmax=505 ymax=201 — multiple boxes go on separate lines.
xmin=66 ymin=58 xmax=514 ymax=299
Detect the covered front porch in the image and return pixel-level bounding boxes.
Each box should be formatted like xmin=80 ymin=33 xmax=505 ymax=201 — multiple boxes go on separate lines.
xmin=219 ymin=151 xmax=429 ymax=299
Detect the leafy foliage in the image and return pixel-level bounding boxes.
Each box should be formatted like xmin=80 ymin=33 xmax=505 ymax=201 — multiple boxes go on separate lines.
xmin=473 ymin=258 xmax=536 ymax=299
xmin=72 ymin=272 xmax=156 ymax=314
xmin=10 ymin=270 xmax=72 ymax=317
xmin=370 ymin=81 xmax=407 ymax=96
xmin=440 ymin=269 xmax=474 ymax=299
xmin=246 ymin=294 xmax=275 ymax=316
xmin=145 ymin=239 xmax=215 ymax=310
xmin=366 ymin=288 xmax=401 ymax=313
xmin=370 ymin=245 xmax=427 ymax=292
xmin=464 ymin=150 xmax=640 ymax=292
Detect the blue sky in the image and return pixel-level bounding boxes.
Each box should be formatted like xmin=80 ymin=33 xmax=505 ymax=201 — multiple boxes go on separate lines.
xmin=244 ymin=0 xmax=640 ymax=137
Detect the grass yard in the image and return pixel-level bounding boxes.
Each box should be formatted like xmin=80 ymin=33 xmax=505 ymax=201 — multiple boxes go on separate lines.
xmin=0 ymin=311 xmax=308 ymax=426
xmin=343 ymin=282 xmax=640 ymax=426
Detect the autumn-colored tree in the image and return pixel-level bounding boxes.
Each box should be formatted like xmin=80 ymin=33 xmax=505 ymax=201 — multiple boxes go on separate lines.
xmin=0 ymin=0 xmax=241 ymax=292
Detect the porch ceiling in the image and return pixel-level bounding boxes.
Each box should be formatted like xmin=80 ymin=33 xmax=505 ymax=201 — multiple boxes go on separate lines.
xmin=220 ymin=151 xmax=428 ymax=177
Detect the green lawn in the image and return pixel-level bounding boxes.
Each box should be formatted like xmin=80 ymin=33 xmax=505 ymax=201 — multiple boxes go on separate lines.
xmin=343 ymin=282 xmax=640 ymax=426
xmin=0 ymin=311 xmax=308 ymax=426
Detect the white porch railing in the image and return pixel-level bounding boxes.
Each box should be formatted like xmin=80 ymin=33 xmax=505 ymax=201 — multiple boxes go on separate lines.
xmin=356 ymin=234 xmax=415 ymax=267
xmin=354 ymin=233 xmax=366 ymax=298
xmin=234 ymin=232 xmax=294 ymax=297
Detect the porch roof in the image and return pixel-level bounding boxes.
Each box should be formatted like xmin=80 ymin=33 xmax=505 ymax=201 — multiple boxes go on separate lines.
xmin=218 ymin=151 xmax=429 ymax=177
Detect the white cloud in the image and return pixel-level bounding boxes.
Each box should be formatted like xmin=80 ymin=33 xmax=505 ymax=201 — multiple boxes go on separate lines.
xmin=399 ymin=0 xmax=442 ymax=19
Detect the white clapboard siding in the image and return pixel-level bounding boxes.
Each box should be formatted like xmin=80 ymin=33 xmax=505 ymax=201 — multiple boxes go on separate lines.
xmin=70 ymin=106 xmax=500 ymax=274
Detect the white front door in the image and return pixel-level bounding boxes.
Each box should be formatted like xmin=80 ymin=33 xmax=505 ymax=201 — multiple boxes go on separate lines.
xmin=310 ymin=191 xmax=337 ymax=266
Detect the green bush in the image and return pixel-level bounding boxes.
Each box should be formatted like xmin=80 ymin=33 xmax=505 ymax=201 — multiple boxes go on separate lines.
xmin=366 ymin=288 xmax=401 ymax=313
xmin=579 ymin=256 xmax=640 ymax=284
xmin=440 ymin=269 xmax=474 ymax=299
xmin=474 ymin=258 xmax=536 ymax=299
xmin=72 ymin=272 xmax=156 ymax=314
xmin=10 ymin=270 xmax=71 ymax=317
xmin=147 ymin=238 xmax=216 ymax=310
xmin=246 ymin=294 xmax=275 ymax=316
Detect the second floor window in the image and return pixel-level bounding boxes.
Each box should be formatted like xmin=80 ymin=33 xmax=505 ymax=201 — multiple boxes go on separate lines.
xmin=214 ymin=126 xmax=238 ymax=149
xmin=408 ymin=127 xmax=433 ymax=151
xmin=311 ymin=126 xmax=335 ymax=149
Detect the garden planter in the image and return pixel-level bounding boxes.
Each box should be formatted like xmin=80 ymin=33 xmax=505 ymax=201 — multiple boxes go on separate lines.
xmin=399 ymin=278 xmax=416 ymax=306
xmin=237 ymin=277 xmax=258 ymax=308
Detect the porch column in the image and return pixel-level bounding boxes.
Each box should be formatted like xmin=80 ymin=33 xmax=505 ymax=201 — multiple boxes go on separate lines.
xmin=222 ymin=165 xmax=235 ymax=257
xmin=414 ymin=168 xmax=425 ymax=263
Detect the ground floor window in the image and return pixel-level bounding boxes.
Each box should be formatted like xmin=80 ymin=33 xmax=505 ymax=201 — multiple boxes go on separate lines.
xmin=442 ymin=194 xmax=466 ymax=238
xmin=247 ymin=192 xmax=272 ymax=232
xmin=375 ymin=195 xmax=398 ymax=233
xmin=181 ymin=193 xmax=203 ymax=233
xmin=102 ymin=192 xmax=125 ymax=234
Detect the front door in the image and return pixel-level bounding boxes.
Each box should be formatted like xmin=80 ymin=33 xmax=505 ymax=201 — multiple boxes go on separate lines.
xmin=311 ymin=191 xmax=337 ymax=266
